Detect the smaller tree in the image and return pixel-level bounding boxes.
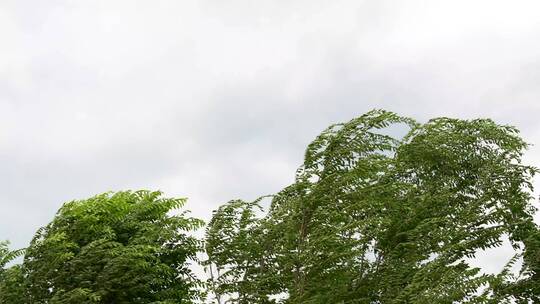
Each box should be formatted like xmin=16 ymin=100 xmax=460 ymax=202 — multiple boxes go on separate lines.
xmin=23 ymin=190 xmax=204 ymax=303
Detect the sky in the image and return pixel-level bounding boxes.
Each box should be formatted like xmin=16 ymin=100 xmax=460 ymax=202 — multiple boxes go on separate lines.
xmin=1 ymin=0 xmax=539 ymax=275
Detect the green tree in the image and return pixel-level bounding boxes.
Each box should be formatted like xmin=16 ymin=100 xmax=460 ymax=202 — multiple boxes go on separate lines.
xmin=205 ymin=110 xmax=539 ymax=303
xmin=22 ymin=190 xmax=204 ymax=304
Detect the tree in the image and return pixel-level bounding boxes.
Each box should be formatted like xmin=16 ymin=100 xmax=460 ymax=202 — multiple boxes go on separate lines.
xmin=22 ymin=190 xmax=204 ymax=303
xmin=205 ymin=110 xmax=539 ymax=303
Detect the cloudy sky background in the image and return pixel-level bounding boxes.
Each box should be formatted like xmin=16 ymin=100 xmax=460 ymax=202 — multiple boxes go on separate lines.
xmin=1 ymin=0 xmax=539 ymax=274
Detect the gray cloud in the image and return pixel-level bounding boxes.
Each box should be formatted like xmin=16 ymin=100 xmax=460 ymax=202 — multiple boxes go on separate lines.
xmin=1 ymin=0 xmax=539 ymax=276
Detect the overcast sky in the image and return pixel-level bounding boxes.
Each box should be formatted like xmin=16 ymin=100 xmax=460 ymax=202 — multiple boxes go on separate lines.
xmin=1 ymin=0 xmax=539 ymax=275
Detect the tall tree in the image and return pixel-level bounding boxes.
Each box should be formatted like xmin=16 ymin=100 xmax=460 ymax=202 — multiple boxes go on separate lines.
xmin=22 ymin=190 xmax=204 ymax=303
xmin=205 ymin=110 xmax=539 ymax=303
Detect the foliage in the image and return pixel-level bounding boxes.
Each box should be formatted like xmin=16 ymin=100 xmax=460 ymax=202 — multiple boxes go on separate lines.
xmin=1 ymin=110 xmax=538 ymax=303
xmin=0 ymin=241 xmax=23 ymax=274
xmin=205 ymin=110 xmax=539 ymax=303
xmin=0 ymin=242 xmax=25 ymax=304
xmin=20 ymin=190 xmax=204 ymax=303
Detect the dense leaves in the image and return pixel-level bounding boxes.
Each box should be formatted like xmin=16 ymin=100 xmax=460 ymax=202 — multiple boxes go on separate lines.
xmin=205 ymin=110 xmax=539 ymax=303
xmin=1 ymin=190 xmax=204 ymax=303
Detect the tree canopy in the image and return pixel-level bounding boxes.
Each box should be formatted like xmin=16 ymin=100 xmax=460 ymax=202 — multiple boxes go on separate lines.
xmin=205 ymin=110 xmax=539 ymax=303
xmin=2 ymin=190 xmax=204 ymax=303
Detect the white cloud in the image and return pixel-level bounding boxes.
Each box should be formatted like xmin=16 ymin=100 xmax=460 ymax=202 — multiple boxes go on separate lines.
xmin=0 ymin=0 xmax=538 ymax=279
